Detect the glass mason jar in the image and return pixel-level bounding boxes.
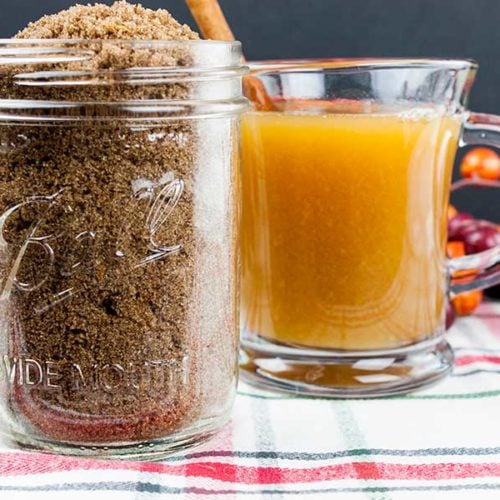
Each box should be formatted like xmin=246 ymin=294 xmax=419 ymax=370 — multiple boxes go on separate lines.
xmin=0 ymin=40 xmax=247 ymax=459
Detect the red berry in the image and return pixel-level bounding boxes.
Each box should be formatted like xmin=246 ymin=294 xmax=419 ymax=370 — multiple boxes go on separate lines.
xmin=462 ymin=226 xmax=500 ymax=254
xmin=448 ymin=213 xmax=474 ymax=240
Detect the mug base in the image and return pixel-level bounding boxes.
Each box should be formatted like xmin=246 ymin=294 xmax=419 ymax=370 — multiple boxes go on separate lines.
xmin=240 ymin=333 xmax=454 ymax=398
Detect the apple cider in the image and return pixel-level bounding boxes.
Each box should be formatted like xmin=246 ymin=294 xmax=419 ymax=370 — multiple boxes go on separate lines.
xmin=241 ymin=108 xmax=461 ymax=350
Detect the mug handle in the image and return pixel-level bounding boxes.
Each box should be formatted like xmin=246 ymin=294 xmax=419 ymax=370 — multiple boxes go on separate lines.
xmin=448 ymin=112 xmax=500 ymax=295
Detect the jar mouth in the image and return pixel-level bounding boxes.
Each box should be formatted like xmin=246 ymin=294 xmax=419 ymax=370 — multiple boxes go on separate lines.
xmin=0 ymin=38 xmax=241 ymax=63
xmin=0 ymin=39 xmax=248 ymax=121
xmin=0 ymin=38 xmax=242 ymax=46
xmin=0 ymin=39 xmax=245 ymax=75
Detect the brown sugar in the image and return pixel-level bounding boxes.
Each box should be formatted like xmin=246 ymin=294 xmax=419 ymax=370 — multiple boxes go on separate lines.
xmin=16 ymin=1 xmax=199 ymax=41
xmin=0 ymin=2 xmax=238 ymax=446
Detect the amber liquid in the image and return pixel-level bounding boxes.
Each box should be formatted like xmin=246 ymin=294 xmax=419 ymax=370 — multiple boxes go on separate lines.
xmin=241 ymin=108 xmax=461 ymax=350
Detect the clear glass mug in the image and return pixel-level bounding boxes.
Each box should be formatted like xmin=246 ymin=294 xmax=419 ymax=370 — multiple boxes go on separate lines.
xmin=240 ymin=59 xmax=500 ymax=397
xmin=0 ymin=40 xmax=247 ymax=459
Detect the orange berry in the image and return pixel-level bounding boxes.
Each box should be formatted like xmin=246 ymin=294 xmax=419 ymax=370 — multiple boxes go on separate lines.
xmin=452 ymin=290 xmax=483 ymax=316
xmin=447 ymin=205 xmax=458 ymax=220
xmin=478 ymin=155 xmax=500 ymax=180
xmin=446 ymin=241 xmax=465 ymax=258
xmin=460 ymin=147 xmax=500 ymax=180
xmin=447 ymin=241 xmax=478 ymax=279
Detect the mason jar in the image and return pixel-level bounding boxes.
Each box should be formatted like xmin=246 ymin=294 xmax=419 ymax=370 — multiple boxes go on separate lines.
xmin=0 ymin=39 xmax=247 ymax=459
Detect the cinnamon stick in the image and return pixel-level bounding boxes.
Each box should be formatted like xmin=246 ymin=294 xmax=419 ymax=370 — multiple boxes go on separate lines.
xmin=242 ymin=77 xmax=275 ymax=111
xmin=184 ymin=0 xmax=235 ymax=41
xmin=184 ymin=0 xmax=274 ymax=111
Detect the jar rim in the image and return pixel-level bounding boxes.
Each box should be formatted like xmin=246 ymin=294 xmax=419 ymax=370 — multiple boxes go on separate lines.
xmin=0 ymin=39 xmax=242 ymax=48
xmin=0 ymin=38 xmax=248 ymax=120
xmin=0 ymin=39 xmax=244 ymax=72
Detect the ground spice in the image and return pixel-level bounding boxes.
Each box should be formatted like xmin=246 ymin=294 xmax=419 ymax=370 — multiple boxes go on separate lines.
xmin=0 ymin=2 xmax=237 ymax=445
xmin=16 ymin=1 xmax=198 ymax=41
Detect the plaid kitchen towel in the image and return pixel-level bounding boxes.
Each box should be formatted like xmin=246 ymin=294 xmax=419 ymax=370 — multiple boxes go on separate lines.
xmin=0 ymin=301 xmax=500 ymax=499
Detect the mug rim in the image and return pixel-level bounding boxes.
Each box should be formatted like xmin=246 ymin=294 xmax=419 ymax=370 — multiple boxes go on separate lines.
xmin=248 ymin=57 xmax=478 ymax=73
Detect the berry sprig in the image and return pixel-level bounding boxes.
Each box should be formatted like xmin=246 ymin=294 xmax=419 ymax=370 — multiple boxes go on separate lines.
xmin=447 ymin=147 xmax=500 ymax=328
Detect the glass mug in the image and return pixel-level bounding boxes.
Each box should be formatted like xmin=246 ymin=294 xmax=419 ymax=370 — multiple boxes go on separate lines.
xmin=240 ymin=59 xmax=500 ymax=397
xmin=0 ymin=39 xmax=247 ymax=458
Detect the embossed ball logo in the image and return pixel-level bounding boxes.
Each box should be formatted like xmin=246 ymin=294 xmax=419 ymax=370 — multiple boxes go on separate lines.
xmin=0 ymin=172 xmax=184 ymax=313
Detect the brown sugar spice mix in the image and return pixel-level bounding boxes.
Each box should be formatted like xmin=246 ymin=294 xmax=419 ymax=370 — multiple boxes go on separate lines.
xmin=0 ymin=1 xmax=239 ymax=445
